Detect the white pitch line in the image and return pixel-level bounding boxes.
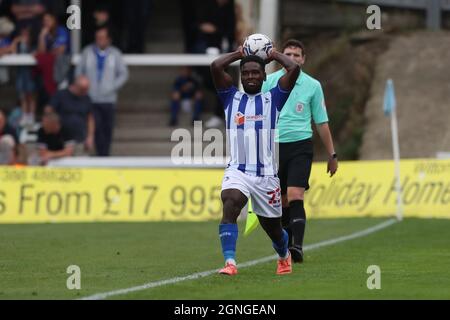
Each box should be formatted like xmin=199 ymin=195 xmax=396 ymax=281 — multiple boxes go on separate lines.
xmin=80 ymin=218 xmax=399 ymax=300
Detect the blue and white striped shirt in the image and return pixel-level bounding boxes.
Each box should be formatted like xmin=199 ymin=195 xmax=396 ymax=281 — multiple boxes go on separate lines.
xmin=217 ymin=82 xmax=291 ymax=177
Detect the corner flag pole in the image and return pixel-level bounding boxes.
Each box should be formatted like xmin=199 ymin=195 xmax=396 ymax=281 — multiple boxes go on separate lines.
xmin=384 ymin=79 xmax=403 ymax=221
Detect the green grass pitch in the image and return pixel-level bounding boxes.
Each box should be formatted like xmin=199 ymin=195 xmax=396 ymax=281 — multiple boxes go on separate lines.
xmin=0 ymin=218 xmax=449 ymax=299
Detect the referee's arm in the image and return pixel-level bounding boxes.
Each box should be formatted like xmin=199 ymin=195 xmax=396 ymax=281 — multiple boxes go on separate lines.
xmin=316 ymin=122 xmax=338 ymax=177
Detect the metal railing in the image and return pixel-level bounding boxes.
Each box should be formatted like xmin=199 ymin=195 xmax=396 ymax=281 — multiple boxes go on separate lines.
xmin=47 ymin=157 xmax=229 ymax=168
xmin=0 ymin=54 xmax=228 ymax=67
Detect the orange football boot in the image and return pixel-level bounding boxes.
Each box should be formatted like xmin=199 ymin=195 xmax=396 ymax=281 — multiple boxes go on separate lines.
xmin=219 ymin=262 xmax=238 ymax=276
xmin=276 ymin=253 xmax=292 ymax=275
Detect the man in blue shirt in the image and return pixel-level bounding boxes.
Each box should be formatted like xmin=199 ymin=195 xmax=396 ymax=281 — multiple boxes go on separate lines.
xmin=75 ymin=26 xmax=129 ymax=156
xmin=169 ymin=67 xmax=204 ymax=126
xmin=38 ymin=12 xmax=70 ymax=55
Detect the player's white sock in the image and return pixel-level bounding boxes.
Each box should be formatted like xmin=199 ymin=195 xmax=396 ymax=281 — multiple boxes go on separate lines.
xmin=225 ymin=258 xmax=236 ymax=266
xmin=282 ymin=251 xmax=290 ymax=260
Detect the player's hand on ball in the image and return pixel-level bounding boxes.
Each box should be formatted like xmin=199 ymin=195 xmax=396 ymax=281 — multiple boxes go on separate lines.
xmin=237 ymin=46 xmax=245 ymax=58
xmin=266 ymin=47 xmax=277 ymax=63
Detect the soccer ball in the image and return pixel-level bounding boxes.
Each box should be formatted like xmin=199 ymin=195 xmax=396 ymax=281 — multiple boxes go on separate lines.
xmin=242 ymin=33 xmax=274 ymax=60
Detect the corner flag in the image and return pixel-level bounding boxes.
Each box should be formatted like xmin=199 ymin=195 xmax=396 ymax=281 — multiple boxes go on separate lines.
xmin=383 ymin=79 xmax=396 ymax=116
xmin=244 ymin=199 xmax=259 ymax=236
xmin=383 ymin=78 xmax=403 ymax=221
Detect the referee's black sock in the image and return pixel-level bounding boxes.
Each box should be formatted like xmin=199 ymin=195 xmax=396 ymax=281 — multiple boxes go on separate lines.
xmin=289 ymin=200 xmax=306 ymax=250
xmin=281 ymin=207 xmax=292 ymax=246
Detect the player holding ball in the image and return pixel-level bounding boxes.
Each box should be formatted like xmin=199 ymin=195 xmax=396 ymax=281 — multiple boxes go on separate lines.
xmin=210 ymin=35 xmax=300 ymax=276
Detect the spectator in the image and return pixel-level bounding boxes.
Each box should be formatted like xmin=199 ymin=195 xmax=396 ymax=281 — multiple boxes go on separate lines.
xmin=10 ymin=0 xmax=46 ymax=47
xmin=75 ymin=26 xmax=129 ymax=156
xmin=93 ymin=5 xmax=109 ymax=25
xmin=0 ymin=16 xmax=15 ymax=85
xmin=83 ymin=5 xmax=114 ymax=48
xmin=169 ymin=66 xmax=204 ymax=127
xmin=43 ymin=1 xmax=71 ymax=22
xmin=0 ymin=109 xmax=19 ymax=165
xmin=194 ymin=0 xmax=237 ymax=128
xmin=194 ymin=0 xmax=236 ymax=54
xmin=6 ymin=102 xmax=23 ymax=137
xmin=44 ymin=75 xmax=94 ymax=156
xmin=0 ymin=17 xmax=15 ymax=55
xmin=123 ymin=0 xmax=151 ymax=53
xmin=36 ymin=12 xmax=71 ymax=90
xmin=36 ymin=112 xmax=74 ymax=165
xmin=37 ymin=12 xmax=70 ymax=55
xmin=179 ymin=0 xmax=197 ymax=53
xmin=234 ymin=2 xmax=252 ymax=45
xmin=14 ymin=26 xmax=37 ymax=127
xmin=0 ymin=1 xmax=9 ymax=16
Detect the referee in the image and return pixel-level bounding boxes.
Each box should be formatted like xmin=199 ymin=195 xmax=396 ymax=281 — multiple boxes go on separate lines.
xmin=262 ymin=39 xmax=338 ymax=263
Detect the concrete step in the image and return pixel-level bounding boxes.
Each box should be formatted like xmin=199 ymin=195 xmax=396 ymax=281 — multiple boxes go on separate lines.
xmin=116 ymin=112 xmax=169 ymax=127
xmin=149 ymin=2 xmax=182 ymax=22
xmin=114 ymin=127 xmax=176 ymax=141
xmin=146 ymin=41 xmax=184 ymax=53
xmin=115 ymin=110 xmax=218 ymax=129
xmin=117 ymin=99 xmax=218 ymax=113
xmin=148 ymin=28 xmax=184 ymax=40
xmin=125 ymin=66 xmax=180 ymax=81
xmin=117 ymin=100 xmax=169 ymax=113
xmin=114 ymin=125 xmax=226 ymax=142
xmin=150 ymin=11 xmax=182 ymax=22
xmin=118 ymin=91 xmax=171 ymax=103
xmin=111 ymin=141 xmax=177 ymax=156
xmin=120 ymin=82 xmax=172 ymax=99
xmin=111 ymin=141 xmax=224 ymax=157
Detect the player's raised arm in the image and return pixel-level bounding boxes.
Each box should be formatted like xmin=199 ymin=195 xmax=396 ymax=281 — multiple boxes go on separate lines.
xmin=268 ymin=49 xmax=300 ymax=92
xmin=210 ymin=47 xmax=244 ymax=90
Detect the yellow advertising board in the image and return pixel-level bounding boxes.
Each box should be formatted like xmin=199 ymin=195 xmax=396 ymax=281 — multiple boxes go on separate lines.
xmin=0 ymin=159 xmax=449 ymax=223
xmin=307 ymin=159 xmax=450 ymax=218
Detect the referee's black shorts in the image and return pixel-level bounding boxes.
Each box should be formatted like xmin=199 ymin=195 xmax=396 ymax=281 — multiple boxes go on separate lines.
xmin=278 ymin=139 xmax=313 ymax=195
